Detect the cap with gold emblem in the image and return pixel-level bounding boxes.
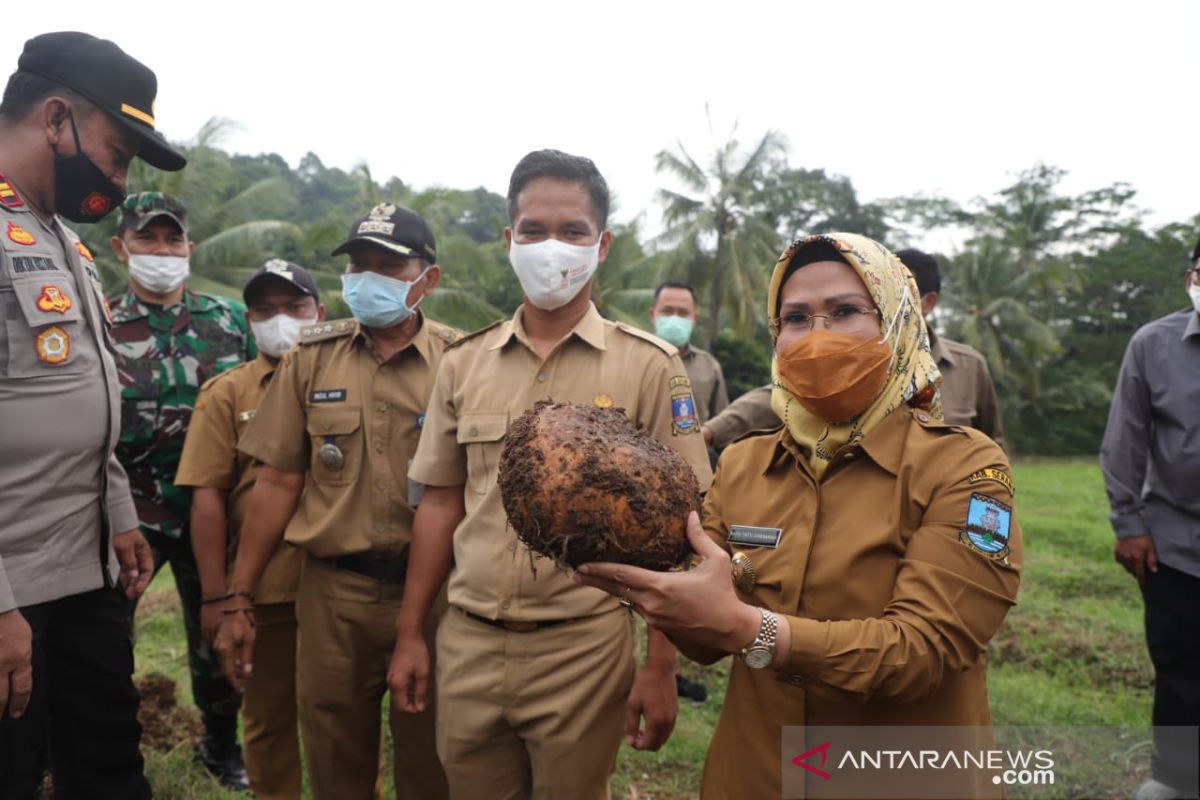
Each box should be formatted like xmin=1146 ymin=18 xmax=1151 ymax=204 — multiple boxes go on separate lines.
xmin=330 ymin=203 xmax=437 ymax=262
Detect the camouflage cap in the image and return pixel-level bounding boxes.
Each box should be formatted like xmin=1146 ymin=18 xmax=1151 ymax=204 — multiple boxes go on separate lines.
xmin=116 ymin=191 xmax=188 ymax=233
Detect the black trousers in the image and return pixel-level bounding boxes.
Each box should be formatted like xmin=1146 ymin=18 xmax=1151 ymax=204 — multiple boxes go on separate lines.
xmin=0 ymin=587 xmax=150 ymax=800
xmin=1141 ymin=562 xmax=1200 ymax=794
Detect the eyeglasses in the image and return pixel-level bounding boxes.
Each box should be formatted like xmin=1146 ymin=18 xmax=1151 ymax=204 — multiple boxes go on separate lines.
xmin=770 ymin=305 xmax=882 ymax=337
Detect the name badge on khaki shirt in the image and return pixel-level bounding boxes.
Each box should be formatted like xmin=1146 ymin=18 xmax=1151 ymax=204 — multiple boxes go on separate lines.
xmin=728 ymin=525 xmax=782 ymax=548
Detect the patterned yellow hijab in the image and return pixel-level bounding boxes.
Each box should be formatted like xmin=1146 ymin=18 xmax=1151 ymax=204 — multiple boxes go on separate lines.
xmin=768 ymin=233 xmax=942 ymax=478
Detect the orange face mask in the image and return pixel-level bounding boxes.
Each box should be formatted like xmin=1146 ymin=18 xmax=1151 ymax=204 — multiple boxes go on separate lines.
xmin=776 ymin=330 xmax=893 ymax=422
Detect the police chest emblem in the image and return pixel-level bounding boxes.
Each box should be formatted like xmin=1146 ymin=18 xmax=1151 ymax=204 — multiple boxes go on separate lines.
xmin=958 ymin=493 xmax=1013 ymax=562
xmin=36 ymin=285 xmax=72 ymax=314
xmin=7 ymin=221 xmax=35 ymax=246
xmin=36 ymin=325 xmax=70 ymax=364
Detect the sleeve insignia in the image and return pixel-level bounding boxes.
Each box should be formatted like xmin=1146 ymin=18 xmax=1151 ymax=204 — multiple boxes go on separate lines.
xmin=958 ymin=492 xmax=1013 ymax=562
xmin=669 ymin=375 xmax=692 ymax=390
xmin=967 ymin=468 xmax=1014 ymax=494
xmin=671 ymin=393 xmax=699 ymax=435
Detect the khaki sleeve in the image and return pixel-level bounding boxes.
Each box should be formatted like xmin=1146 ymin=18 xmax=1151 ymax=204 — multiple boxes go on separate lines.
xmin=639 ymin=352 xmax=714 ymax=491
xmin=237 ymin=351 xmax=310 ymax=474
xmin=408 ymin=356 xmax=467 ymax=487
xmin=777 ymin=437 xmax=1021 ymax=701
xmin=175 ymin=380 xmax=239 ymax=490
xmin=972 ymin=359 xmax=1007 ymax=454
xmin=706 ymin=386 xmax=777 ymax=449
xmin=709 ymin=359 xmax=730 ymax=418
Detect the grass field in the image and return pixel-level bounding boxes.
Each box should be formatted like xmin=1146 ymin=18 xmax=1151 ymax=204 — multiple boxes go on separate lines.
xmin=130 ymin=458 xmax=1154 ymax=799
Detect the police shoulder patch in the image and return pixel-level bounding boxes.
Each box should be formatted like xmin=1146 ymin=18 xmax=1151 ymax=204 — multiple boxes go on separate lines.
xmin=615 ymin=322 xmax=677 ymax=355
xmin=300 ymin=319 xmax=356 ymax=345
xmin=957 ymin=492 xmax=1013 ymax=563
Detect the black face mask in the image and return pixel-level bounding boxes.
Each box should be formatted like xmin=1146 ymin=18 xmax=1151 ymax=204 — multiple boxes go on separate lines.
xmin=52 ymin=112 xmax=126 ymax=223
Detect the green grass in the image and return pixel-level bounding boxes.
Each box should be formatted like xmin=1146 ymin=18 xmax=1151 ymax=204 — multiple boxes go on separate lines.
xmin=133 ymin=458 xmax=1153 ymax=799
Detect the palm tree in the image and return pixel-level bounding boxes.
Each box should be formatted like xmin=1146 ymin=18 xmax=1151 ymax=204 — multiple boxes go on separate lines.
xmin=654 ymin=118 xmax=787 ymax=347
xmin=942 ymin=237 xmax=1061 ymax=403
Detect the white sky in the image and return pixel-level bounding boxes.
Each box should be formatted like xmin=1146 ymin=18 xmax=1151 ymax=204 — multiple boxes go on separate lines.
xmin=5 ymin=1 xmax=1197 ymax=250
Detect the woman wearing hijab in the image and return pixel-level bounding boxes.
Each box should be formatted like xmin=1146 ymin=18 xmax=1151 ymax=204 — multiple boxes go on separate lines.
xmin=578 ymin=233 xmax=1021 ymax=799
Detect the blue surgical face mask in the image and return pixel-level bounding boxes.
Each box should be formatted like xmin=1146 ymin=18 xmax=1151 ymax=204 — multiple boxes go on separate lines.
xmin=654 ymin=314 xmax=694 ymax=348
xmin=340 ymin=268 xmax=428 ymax=329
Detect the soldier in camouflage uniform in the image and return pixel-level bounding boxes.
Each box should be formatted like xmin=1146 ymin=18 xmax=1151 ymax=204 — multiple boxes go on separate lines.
xmin=107 ymin=191 xmax=254 ymax=791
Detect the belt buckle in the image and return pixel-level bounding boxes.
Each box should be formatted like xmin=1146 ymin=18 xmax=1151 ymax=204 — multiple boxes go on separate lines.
xmin=502 ymin=620 xmax=538 ymax=633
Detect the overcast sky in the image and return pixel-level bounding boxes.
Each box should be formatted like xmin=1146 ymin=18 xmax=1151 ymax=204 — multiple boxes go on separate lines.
xmin=5 ymin=1 xmax=1196 ymax=250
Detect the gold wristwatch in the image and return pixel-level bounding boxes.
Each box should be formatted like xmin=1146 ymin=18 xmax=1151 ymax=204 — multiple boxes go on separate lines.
xmin=740 ymin=608 xmax=778 ymax=669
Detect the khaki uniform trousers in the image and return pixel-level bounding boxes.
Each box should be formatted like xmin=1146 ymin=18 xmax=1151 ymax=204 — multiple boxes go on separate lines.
xmin=435 ymin=606 xmax=636 ymax=800
xmin=296 ymin=554 xmax=448 ymax=800
xmin=243 ymin=601 xmax=301 ymax=800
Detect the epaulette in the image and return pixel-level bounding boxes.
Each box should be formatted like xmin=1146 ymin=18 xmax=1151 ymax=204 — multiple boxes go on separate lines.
xmin=446 ymin=318 xmax=505 ymax=350
xmin=427 ymin=319 xmax=466 ymax=347
xmin=614 ymin=321 xmax=677 ymax=356
xmin=199 ymin=360 xmax=252 ymax=391
xmin=0 ymin=174 xmax=25 ymax=209
xmin=300 ymin=319 xmax=357 ymax=345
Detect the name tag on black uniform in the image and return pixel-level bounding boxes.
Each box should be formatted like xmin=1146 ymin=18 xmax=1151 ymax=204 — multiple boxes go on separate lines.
xmin=728 ymin=525 xmax=782 ymax=548
xmin=309 ymin=389 xmax=346 ymax=403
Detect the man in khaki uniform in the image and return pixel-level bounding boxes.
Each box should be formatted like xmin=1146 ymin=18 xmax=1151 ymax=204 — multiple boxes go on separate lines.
xmin=897 ymin=248 xmax=1007 ymax=451
xmin=388 ymin=149 xmax=713 ymax=800
xmin=702 ymin=385 xmax=776 ymax=449
xmin=647 ymin=280 xmax=728 ymax=423
xmin=213 ymin=205 xmax=456 ymax=800
xmin=176 ymin=260 xmax=324 ymax=800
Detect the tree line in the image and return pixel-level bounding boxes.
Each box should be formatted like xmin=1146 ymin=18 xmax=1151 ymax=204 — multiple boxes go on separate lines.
xmin=74 ymin=118 xmax=1200 ymax=456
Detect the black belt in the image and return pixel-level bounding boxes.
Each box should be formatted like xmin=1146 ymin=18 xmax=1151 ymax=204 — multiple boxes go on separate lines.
xmin=328 ymin=549 xmax=409 ymax=583
xmin=458 ymin=607 xmax=578 ymax=633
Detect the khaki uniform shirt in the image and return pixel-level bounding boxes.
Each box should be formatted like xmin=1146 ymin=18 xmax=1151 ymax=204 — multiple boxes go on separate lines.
xmin=679 ymin=345 xmax=728 ymax=423
xmin=681 ymin=407 xmax=1021 ymax=799
xmin=410 ymin=303 xmax=714 ymax=622
xmin=931 ymin=332 xmax=1007 ymax=452
xmin=175 ymin=354 xmax=303 ymax=604
xmin=238 ymin=316 xmax=460 ymax=558
xmin=705 ymin=384 xmax=777 ymax=449
xmin=0 ymin=178 xmax=136 ymax=611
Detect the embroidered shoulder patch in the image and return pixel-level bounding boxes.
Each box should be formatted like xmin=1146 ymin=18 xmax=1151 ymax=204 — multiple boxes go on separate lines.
xmin=671 ymin=393 xmax=698 ymax=435
xmin=958 ymin=492 xmax=1013 ymax=562
xmin=967 ymin=468 xmax=1014 ymax=494
xmin=669 ymin=375 xmax=691 ymax=390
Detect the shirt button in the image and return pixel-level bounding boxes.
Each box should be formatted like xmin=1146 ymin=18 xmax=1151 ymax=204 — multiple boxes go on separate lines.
xmin=377 ymin=401 xmax=388 ymax=412
xmin=376 ymin=480 xmax=386 ymax=491
xmin=500 ymin=599 xmax=511 ymax=610
xmin=468 ymin=426 xmax=478 ymax=436
xmin=916 ymin=411 xmax=930 ymax=423
xmin=506 ymin=541 xmax=517 ymax=553
xmin=323 ymin=423 xmax=332 ymax=431
xmin=842 ymin=451 xmax=855 ymax=460
xmin=536 ymin=373 xmax=547 ymax=383
xmin=787 ymin=674 xmax=805 ymax=686
xmin=374 ymin=524 xmax=384 ymax=534
xmin=376 ymin=446 xmax=384 ymax=454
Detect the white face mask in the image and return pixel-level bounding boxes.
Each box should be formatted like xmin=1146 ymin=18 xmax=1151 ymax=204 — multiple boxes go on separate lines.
xmin=250 ymin=313 xmax=317 ymax=358
xmin=128 ymin=253 xmax=190 ymax=294
xmin=508 ymin=236 xmax=602 ymax=311
xmin=1189 ymin=283 xmax=1200 ymax=314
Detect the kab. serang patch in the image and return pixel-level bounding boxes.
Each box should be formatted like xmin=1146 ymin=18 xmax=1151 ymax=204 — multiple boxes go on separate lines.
xmin=958 ymin=492 xmax=1012 ymax=563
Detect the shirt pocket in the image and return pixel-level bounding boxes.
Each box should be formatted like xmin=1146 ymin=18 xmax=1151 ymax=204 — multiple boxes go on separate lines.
xmin=1 ymin=279 xmax=88 ymax=378
xmin=306 ymin=406 xmax=363 ymax=487
xmin=456 ymin=410 xmax=508 ymax=495
xmin=729 ymin=543 xmax=790 ymax=608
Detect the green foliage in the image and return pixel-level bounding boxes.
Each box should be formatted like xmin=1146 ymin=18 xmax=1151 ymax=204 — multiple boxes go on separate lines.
xmin=711 ymin=331 xmax=771 ymax=399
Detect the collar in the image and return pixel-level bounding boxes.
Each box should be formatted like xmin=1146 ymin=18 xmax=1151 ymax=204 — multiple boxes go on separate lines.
xmin=109 ymin=286 xmax=204 ymax=322
xmin=351 ymin=312 xmax=436 ymax=365
xmin=488 ymin=302 xmax=608 ymax=353
xmin=927 ymin=329 xmax=955 ymax=367
xmin=857 ymin=404 xmax=923 ymax=477
xmin=250 ymin=352 xmax=277 ymax=385
xmin=1184 ymin=311 xmax=1200 ymax=341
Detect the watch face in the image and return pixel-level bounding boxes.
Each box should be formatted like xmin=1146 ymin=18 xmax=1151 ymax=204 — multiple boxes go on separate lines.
xmin=744 ymin=647 xmax=772 ymax=669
